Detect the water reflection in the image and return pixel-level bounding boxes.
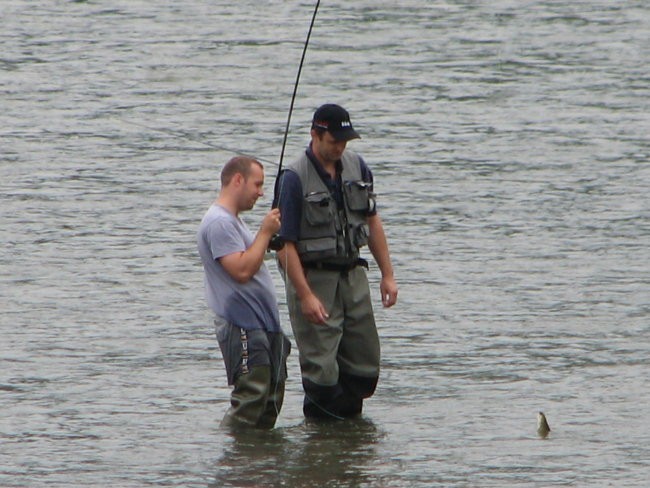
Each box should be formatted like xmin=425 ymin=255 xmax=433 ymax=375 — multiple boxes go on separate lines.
xmin=210 ymin=417 xmax=382 ymax=487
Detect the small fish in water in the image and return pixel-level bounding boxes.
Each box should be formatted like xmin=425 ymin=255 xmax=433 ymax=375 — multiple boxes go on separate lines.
xmin=537 ymin=411 xmax=551 ymax=438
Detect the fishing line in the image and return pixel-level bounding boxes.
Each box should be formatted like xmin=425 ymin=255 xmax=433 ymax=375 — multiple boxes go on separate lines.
xmin=268 ymin=0 xmax=321 ymax=251
xmin=118 ymin=118 xmax=278 ymax=167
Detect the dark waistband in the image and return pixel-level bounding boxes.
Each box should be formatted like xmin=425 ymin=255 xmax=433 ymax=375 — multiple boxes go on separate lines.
xmin=302 ymin=258 xmax=368 ymax=273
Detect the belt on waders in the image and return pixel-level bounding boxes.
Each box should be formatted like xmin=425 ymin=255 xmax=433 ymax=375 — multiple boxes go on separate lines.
xmin=302 ymin=258 xmax=368 ymax=276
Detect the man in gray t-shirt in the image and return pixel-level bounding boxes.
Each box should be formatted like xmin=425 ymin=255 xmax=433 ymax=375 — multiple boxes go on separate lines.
xmin=197 ymin=156 xmax=290 ymax=429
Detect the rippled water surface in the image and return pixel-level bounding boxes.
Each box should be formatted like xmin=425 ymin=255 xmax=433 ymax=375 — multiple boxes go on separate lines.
xmin=2 ymin=1 xmax=649 ymax=486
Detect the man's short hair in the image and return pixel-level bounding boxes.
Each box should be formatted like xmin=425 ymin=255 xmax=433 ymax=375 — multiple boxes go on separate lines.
xmin=220 ymin=156 xmax=263 ymax=186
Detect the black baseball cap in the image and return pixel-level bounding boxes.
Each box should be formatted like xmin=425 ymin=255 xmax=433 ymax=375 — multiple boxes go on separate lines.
xmin=311 ymin=104 xmax=360 ymax=141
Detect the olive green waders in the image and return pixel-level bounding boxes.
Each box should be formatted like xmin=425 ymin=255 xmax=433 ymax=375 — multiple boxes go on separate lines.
xmin=216 ymin=320 xmax=290 ymax=429
xmin=286 ymin=265 xmax=380 ymax=419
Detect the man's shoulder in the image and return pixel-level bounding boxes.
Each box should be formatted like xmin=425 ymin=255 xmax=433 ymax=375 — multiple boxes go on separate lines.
xmin=198 ymin=205 xmax=249 ymax=257
xmin=285 ymin=151 xmax=311 ymax=177
xmin=341 ymin=149 xmax=373 ymax=181
xmin=199 ymin=205 xmax=238 ymax=233
xmin=278 ymin=169 xmax=303 ymax=194
xmin=342 ymin=148 xmax=364 ymax=165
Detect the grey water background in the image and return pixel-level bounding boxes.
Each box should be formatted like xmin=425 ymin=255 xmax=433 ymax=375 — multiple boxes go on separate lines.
xmin=1 ymin=0 xmax=649 ymax=486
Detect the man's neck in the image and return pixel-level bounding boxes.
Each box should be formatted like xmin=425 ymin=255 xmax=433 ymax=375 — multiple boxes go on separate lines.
xmin=312 ymin=150 xmax=338 ymax=178
xmin=320 ymin=161 xmax=337 ymax=179
xmin=215 ymin=196 xmax=238 ymax=216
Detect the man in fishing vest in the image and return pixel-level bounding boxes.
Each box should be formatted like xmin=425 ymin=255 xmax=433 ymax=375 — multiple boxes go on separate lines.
xmin=276 ymin=104 xmax=398 ymax=419
xmin=197 ymin=156 xmax=291 ymax=429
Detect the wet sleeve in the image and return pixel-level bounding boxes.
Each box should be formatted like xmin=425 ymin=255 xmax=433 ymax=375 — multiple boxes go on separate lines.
xmin=276 ymin=170 xmax=303 ymax=242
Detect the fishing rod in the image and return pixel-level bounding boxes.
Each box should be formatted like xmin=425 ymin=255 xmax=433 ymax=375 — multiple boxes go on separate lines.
xmin=119 ymin=0 xmax=321 ymax=178
xmin=268 ymin=0 xmax=321 ymax=251
xmin=118 ymin=118 xmax=278 ymax=167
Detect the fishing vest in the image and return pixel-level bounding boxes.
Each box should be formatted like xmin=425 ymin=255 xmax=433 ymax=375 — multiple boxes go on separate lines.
xmin=287 ymin=150 xmax=374 ymax=265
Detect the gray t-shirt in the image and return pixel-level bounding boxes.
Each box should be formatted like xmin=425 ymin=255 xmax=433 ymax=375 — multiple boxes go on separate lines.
xmin=197 ymin=204 xmax=281 ymax=333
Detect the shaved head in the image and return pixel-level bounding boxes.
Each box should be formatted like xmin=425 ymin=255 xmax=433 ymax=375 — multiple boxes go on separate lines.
xmin=220 ymin=156 xmax=263 ymax=187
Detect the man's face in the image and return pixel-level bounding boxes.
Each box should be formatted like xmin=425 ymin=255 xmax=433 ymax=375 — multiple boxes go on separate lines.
xmin=312 ymin=130 xmax=348 ymax=165
xmin=238 ymin=163 xmax=265 ymax=211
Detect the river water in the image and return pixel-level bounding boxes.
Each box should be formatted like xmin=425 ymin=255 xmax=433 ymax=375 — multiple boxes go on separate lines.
xmin=1 ymin=1 xmax=649 ymax=486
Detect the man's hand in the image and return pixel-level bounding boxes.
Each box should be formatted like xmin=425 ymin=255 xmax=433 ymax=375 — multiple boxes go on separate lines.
xmin=301 ymin=292 xmax=329 ymax=325
xmin=261 ymin=208 xmax=281 ymax=237
xmin=380 ymin=275 xmax=398 ymax=308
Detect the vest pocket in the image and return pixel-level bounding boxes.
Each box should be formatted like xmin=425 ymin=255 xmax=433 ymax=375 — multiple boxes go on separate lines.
xmin=303 ymin=191 xmax=332 ymax=225
xmin=297 ymin=236 xmax=337 ymax=256
xmin=353 ymin=223 xmax=369 ymax=248
xmin=344 ymin=180 xmax=371 ymax=212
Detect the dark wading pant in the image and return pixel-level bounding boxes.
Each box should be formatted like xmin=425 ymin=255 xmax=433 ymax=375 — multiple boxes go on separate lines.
xmin=215 ymin=320 xmax=291 ymax=429
xmin=286 ymin=266 xmax=380 ymax=419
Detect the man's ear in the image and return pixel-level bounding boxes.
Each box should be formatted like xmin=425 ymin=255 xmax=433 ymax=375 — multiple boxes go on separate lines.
xmin=232 ymin=172 xmax=244 ymax=187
